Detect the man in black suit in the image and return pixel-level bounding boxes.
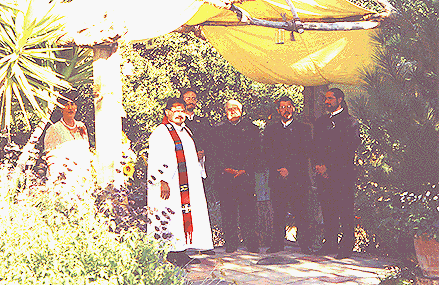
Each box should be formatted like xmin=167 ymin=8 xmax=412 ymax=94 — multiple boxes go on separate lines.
xmin=214 ymin=99 xmax=260 ymax=253
xmin=181 ymin=89 xmax=215 ymax=256
xmin=313 ymin=88 xmax=361 ymax=259
xmin=263 ymin=96 xmax=314 ymax=254
xmin=181 ymin=89 xmax=210 ymax=157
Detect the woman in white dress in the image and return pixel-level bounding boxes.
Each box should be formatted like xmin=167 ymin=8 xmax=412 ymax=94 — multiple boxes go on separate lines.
xmin=44 ymin=91 xmax=91 ymax=189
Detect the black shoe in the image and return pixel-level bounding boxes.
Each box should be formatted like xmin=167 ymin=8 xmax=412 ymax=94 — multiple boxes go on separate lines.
xmin=266 ymin=246 xmax=284 ymax=254
xmin=200 ymin=249 xmax=215 ymax=255
xmin=225 ymin=246 xmax=237 ymax=253
xmin=335 ymin=251 xmax=352 ymax=260
xmin=246 ymin=246 xmax=259 ymax=253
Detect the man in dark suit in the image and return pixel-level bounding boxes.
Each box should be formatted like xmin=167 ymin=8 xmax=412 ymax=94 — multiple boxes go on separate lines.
xmin=263 ymin=96 xmax=314 ymax=254
xmin=313 ymin=88 xmax=361 ymax=259
xmin=214 ymin=99 xmax=260 ymax=253
xmin=181 ymin=89 xmax=215 ymax=256
xmin=181 ymin=89 xmax=210 ymax=157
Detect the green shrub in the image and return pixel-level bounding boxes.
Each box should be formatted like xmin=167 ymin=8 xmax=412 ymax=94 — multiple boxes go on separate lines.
xmin=0 ymin=164 xmax=184 ymax=285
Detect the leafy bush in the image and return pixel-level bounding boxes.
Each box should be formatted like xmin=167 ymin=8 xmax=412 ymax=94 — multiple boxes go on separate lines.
xmin=0 ymin=163 xmax=184 ymax=285
xmin=380 ymin=184 xmax=439 ymax=242
xmin=352 ymin=0 xmax=439 ymax=260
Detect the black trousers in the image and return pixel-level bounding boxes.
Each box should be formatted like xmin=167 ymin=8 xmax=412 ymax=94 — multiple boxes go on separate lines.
xmin=217 ymin=172 xmax=258 ymax=249
xmin=317 ymin=172 xmax=355 ymax=253
xmin=270 ymin=179 xmax=313 ymax=249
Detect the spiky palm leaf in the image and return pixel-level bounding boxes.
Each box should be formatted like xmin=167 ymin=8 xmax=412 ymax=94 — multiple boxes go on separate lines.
xmin=0 ymin=0 xmax=71 ymax=135
xmin=53 ymin=44 xmax=93 ymax=88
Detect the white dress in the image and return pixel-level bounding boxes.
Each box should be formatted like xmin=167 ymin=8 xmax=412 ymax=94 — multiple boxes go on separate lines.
xmin=147 ymin=123 xmax=213 ymax=252
xmin=44 ymin=120 xmax=91 ymax=190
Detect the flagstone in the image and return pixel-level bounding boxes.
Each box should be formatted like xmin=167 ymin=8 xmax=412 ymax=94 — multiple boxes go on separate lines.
xmin=185 ymin=246 xmax=394 ymax=284
xmin=317 ymin=275 xmax=358 ymax=283
xmin=256 ymin=256 xmax=300 ymax=265
xmin=355 ymin=277 xmax=383 ymax=284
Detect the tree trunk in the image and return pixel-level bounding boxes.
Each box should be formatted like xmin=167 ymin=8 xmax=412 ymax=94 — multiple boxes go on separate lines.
xmin=92 ymin=43 xmax=124 ymax=187
xmin=303 ymin=85 xmax=328 ymax=224
xmin=303 ymin=85 xmax=328 ymax=124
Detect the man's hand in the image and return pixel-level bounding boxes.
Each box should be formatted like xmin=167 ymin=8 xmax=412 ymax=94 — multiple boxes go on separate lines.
xmin=224 ymin=168 xmax=238 ymax=175
xmin=234 ymin=169 xmax=246 ymax=178
xmin=224 ymin=168 xmax=246 ymax=178
xmin=197 ymin=150 xmax=205 ymax=161
xmin=277 ymin=167 xmax=289 ymax=178
xmin=315 ymin=165 xmax=329 ymax=179
xmin=160 ymin=180 xmax=170 ymax=200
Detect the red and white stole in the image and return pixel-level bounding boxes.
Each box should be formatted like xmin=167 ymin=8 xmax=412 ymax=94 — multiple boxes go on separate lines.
xmin=163 ymin=117 xmax=194 ymax=244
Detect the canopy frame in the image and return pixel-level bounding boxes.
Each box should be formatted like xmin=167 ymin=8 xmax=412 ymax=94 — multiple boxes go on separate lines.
xmin=214 ymin=0 xmax=397 ymax=34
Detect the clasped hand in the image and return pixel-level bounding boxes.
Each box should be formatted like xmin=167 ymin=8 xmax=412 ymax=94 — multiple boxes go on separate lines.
xmin=224 ymin=168 xmax=246 ymax=178
xmin=277 ymin=167 xmax=289 ymax=178
xmin=315 ymin=165 xmax=329 ymax=179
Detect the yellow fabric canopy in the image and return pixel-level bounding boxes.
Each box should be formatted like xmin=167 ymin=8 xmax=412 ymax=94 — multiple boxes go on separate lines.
xmin=186 ymin=0 xmax=379 ymax=86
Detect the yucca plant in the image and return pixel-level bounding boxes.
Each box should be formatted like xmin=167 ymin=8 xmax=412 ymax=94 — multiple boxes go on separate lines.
xmin=54 ymin=44 xmax=93 ymax=88
xmin=0 ymin=0 xmax=71 ymax=137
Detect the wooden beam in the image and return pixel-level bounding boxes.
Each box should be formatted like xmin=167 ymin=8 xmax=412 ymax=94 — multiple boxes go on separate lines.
xmin=204 ymin=18 xmax=380 ymax=32
xmin=228 ymin=4 xmax=382 ymax=32
xmin=284 ymin=0 xmax=304 ymax=34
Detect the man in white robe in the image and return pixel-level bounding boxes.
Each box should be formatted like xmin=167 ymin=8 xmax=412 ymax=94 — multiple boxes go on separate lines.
xmin=147 ymin=97 xmax=213 ymax=266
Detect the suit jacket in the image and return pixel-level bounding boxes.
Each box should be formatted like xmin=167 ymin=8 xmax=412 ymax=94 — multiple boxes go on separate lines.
xmin=313 ymin=109 xmax=360 ymax=178
xmin=185 ymin=114 xmax=211 ymax=153
xmin=263 ymin=119 xmax=312 ymax=188
xmin=213 ymin=118 xmax=260 ymax=176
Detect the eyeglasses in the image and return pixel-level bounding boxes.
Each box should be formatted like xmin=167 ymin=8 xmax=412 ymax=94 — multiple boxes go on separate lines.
xmin=184 ymin=97 xmax=197 ymax=102
xmin=226 ymin=107 xmax=241 ymax=113
xmin=278 ymin=105 xmax=293 ymax=110
xmin=170 ymin=108 xmax=185 ymax=113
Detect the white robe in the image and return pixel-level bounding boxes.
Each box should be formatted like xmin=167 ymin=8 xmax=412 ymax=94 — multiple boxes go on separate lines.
xmin=147 ymin=123 xmax=213 ymax=252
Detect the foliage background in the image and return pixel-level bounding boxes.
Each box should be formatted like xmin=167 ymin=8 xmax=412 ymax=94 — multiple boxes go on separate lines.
xmin=121 ymin=32 xmax=303 ymax=154
xmin=348 ymin=0 xmax=439 ymax=264
xmin=3 ymin=2 xmax=439 ymax=278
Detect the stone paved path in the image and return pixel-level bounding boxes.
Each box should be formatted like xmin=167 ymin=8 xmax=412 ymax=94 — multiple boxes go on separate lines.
xmin=184 ymin=244 xmax=394 ymax=284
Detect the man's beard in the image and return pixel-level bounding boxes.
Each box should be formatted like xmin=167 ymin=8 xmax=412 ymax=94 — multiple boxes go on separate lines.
xmin=281 ymin=112 xmax=291 ymax=121
xmin=186 ymin=104 xmax=195 ymax=112
xmin=326 ymin=104 xmax=337 ymax=113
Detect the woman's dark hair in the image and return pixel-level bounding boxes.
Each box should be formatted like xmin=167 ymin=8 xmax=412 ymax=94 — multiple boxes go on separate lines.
xmin=58 ymin=90 xmax=79 ymax=106
xmin=50 ymin=90 xmax=79 ymax=123
xmin=328 ymin=87 xmax=349 ymax=113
